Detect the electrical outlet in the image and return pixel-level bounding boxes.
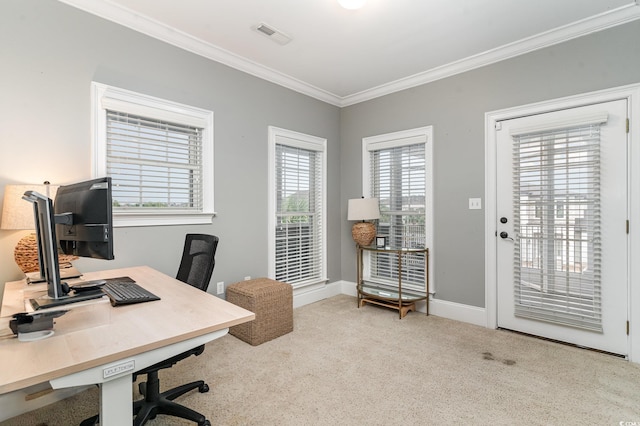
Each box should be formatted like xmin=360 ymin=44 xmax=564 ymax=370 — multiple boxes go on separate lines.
xmin=216 ymin=281 xmax=224 ymax=294
xmin=244 ymin=276 xmax=251 ymax=281
xmin=468 ymin=198 xmax=482 ymax=210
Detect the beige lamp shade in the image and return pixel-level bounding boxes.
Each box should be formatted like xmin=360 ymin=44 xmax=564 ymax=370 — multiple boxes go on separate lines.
xmin=1 ymin=183 xmax=75 ymax=273
xmin=347 ymin=197 xmax=380 ymax=246
xmin=1 ymin=184 xmax=58 ymax=230
xmin=347 ymin=198 xmax=380 ymax=221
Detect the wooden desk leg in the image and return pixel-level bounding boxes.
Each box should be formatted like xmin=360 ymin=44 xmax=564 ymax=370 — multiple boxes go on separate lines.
xmin=100 ymin=374 xmax=133 ymax=426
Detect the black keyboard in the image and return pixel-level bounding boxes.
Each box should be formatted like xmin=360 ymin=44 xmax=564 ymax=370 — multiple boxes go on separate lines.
xmin=102 ymin=276 xmax=161 ymax=306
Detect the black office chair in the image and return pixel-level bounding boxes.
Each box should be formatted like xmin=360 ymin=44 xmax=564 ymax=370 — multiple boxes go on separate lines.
xmin=133 ymin=234 xmax=219 ymax=426
xmin=81 ymin=234 xmax=219 ymax=426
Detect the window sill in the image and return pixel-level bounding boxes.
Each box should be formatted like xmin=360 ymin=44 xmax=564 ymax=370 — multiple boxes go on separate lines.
xmin=113 ymin=212 xmax=217 ymax=228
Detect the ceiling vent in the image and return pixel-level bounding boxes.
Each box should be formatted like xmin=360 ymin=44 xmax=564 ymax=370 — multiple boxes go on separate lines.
xmin=253 ymin=22 xmax=292 ymax=45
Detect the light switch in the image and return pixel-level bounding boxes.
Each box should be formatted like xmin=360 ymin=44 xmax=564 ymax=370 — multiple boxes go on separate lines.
xmin=469 ymin=198 xmax=482 ymax=210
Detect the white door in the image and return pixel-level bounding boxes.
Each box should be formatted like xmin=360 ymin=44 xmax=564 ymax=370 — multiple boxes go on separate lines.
xmin=496 ymin=99 xmax=628 ymax=355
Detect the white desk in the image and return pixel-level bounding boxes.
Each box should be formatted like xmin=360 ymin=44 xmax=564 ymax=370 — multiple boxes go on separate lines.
xmin=0 ymin=266 xmax=255 ymax=425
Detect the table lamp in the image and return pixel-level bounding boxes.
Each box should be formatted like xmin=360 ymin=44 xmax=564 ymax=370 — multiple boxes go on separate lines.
xmin=347 ymin=197 xmax=380 ymax=246
xmin=0 ymin=182 xmax=74 ymax=273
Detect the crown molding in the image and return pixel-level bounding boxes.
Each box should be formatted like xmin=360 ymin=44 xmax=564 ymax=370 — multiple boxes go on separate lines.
xmin=57 ymin=0 xmax=343 ymax=106
xmin=340 ymin=2 xmax=640 ymax=106
xmin=58 ymin=0 xmax=640 ymax=108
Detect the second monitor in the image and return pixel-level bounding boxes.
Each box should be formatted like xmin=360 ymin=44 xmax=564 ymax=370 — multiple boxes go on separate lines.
xmin=55 ymin=177 xmax=114 ymax=261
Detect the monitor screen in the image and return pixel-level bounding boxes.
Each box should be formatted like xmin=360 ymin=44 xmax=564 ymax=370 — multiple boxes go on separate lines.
xmin=54 ymin=177 xmax=114 ymax=261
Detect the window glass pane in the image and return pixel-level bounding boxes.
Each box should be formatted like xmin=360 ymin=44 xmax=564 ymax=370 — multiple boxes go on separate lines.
xmin=274 ymin=143 xmax=323 ymax=286
xmin=513 ymin=124 xmax=602 ymax=331
xmin=106 ymin=111 xmax=203 ymax=211
xmin=370 ymin=143 xmax=426 ymax=288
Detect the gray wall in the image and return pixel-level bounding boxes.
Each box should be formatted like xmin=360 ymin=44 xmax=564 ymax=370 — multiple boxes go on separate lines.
xmin=340 ymin=21 xmax=640 ymax=307
xmin=0 ymin=0 xmax=341 ymax=297
xmin=2 ymin=0 xmax=640 ymax=310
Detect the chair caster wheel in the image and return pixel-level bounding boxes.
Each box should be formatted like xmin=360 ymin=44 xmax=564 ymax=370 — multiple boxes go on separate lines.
xmin=199 ymin=383 xmax=209 ymax=393
xmin=199 ymin=420 xmax=211 ymax=426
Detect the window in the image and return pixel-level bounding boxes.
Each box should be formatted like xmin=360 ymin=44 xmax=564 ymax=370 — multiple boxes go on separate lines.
xmin=91 ymin=82 xmax=214 ymax=227
xmin=363 ymin=126 xmax=433 ymax=291
xmin=268 ymin=127 xmax=327 ymax=289
xmin=513 ymin=122 xmax=603 ymax=330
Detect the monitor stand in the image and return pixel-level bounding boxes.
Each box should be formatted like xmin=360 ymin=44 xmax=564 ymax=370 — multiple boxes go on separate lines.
xmin=29 ymin=289 xmax=105 ymax=311
xmin=26 ymin=265 xmax=82 ymax=284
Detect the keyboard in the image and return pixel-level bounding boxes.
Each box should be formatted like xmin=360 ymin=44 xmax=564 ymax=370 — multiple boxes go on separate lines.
xmin=102 ymin=276 xmax=161 ymax=306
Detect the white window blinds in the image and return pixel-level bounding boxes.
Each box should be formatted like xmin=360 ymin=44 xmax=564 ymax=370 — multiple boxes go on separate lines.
xmin=273 ymin=134 xmax=326 ymax=288
xmin=369 ymin=143 xmax=426 ymax=289
xmin=106 ymin=111 xmax=203 ymax=211
xmin=513 ymin=123 xmax=603 ymax=331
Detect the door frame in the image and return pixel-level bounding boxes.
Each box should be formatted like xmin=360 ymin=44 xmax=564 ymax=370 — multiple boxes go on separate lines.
xmin=485 ymin=83 xmax=640 ymax=362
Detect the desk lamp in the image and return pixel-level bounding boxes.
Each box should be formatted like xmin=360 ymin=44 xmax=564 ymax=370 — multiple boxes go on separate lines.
xmin=0 ymin=182 xmax=74 ymax=273
xmin=347 ymin=197 xmax=380 ymax=246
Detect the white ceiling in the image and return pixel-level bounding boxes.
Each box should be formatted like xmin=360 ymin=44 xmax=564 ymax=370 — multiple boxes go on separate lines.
xmin=60 ymin=0 xmax=640 ymax=106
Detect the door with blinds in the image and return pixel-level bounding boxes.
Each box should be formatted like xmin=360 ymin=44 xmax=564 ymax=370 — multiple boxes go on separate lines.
xmin=496 ymin=100 xmax=628 ymax=355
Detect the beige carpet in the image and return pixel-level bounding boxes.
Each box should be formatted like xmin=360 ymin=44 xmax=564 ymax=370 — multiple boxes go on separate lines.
xmin=3 ymin=294 xmax=640 ymax=425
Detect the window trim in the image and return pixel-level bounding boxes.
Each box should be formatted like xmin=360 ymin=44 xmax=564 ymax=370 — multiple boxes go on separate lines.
xmin=91 ymin=82 xmax=215 ymax=227
xmin=267 ymin=126 xmax=327 ymax=289
xmin=362 ymin=126 xmax=434 ymax=293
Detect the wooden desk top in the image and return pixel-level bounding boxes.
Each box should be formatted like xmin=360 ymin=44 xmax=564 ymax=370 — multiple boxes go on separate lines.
xmin=0 ymin=266 xmax=254 ymax=395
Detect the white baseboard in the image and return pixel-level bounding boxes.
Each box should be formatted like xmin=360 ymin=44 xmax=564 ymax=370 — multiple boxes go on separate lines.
xmin=340 ymin=280 xmax=357 ymax=297
xmin=428 ymin=298 xmax=486 ymax=327
xmin=338 ymin=281 xmax=487 ymax=327
xmin=293 ymin=280 xmax=344 ymax=308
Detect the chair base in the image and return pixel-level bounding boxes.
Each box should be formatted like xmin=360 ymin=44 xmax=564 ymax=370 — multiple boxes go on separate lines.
xmin=79 ymin=374 xmax=211 ymax=426
xmin=79 ymin=414 xmax=98 ymax=426
xmin=133 ymin=372 xmax=210 ymax=426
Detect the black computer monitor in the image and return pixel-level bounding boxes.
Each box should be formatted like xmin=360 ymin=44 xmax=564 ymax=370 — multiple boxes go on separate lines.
xmin=54 ymin=177 xmax=114 ymax=261
xmin=22 ymin=177 xmax=114 ymax=301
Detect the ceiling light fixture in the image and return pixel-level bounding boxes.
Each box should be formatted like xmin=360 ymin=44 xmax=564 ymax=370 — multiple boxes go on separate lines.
xmin=338 ymin=0 xmax=367 ymax=10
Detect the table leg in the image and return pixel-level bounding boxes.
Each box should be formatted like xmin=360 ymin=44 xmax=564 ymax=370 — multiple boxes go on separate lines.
xmin=99 ymin=374 xmax=133 ymax=426
xmin=356 ymin=245 xmax=362 ymax=308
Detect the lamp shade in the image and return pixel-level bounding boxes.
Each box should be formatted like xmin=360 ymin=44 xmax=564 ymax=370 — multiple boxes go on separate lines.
xmin=347 ymin=197 xmax=380 ymax=221
xmin=1 ymin=183 xmax=73 ymax=273
xmin=1 ymin=184 xmax=58 ymax=230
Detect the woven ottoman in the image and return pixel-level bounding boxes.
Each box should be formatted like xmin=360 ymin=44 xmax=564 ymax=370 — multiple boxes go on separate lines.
xmin=226 ymin=278 xmax=293 ymax=345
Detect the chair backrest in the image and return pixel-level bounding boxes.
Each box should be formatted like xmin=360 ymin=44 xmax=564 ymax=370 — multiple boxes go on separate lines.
xmin=175 ymin=234 xmax=219 ymax=291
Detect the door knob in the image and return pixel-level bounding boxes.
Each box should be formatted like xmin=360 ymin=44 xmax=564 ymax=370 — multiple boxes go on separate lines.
xmin=499 ymin=231 xmax=514 ymax=241
xmin=500 ymin=217 xmax=508 ymax=224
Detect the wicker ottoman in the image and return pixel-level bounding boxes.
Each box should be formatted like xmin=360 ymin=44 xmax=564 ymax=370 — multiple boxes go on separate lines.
xmin=226 ymin=278 xmax=293 ymax=345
